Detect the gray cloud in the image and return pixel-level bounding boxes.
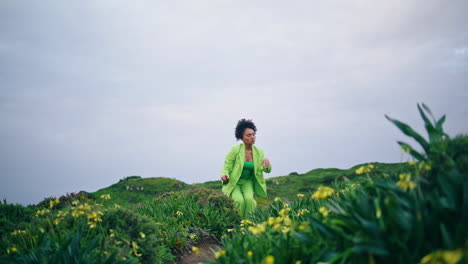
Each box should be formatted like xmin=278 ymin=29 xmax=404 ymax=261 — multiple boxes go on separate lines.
xmin=1 ymin=0 xmax=467 ymax=205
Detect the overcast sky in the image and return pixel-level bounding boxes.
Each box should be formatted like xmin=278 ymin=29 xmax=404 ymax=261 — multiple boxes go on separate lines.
xmin=1 ymin=1 xmax=467 ymax=205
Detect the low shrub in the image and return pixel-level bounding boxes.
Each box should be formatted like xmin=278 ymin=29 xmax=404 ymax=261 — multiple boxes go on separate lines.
xmin=137 ymin=188 xmax=240 ymax=255
xmin=0 ymin=199 xmax=173 ymax=264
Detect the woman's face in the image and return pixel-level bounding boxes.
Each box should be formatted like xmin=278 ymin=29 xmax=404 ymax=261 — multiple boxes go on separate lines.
xmin=242 ymin=128 xmax=256 ymax=145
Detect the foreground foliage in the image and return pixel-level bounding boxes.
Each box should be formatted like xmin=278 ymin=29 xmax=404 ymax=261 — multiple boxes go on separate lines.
xmin=0 ymin=189 xmax=237 ymax=263
xmin=213 ymin=104 xmax=467 ymax=264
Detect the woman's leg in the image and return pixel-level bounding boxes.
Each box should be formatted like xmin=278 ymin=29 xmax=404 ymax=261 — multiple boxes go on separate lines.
xmin=230 ymin=179 xmax=257 ymax=218
xmin=241 ymin=178 xmax=256 ymax=218
xmin=230 ymin=182 xmax=246 ymax=217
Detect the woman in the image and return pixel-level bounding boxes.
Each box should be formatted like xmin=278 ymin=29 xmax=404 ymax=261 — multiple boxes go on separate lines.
xmin=221 ymin=119 xmax=272 ymax=218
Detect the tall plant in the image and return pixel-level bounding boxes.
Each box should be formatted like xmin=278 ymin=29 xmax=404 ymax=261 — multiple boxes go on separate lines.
xmin=214 ymin=104 xmax=467 ymax=264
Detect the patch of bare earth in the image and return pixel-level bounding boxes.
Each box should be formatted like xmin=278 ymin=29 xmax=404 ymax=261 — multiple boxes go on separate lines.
xmin=179 ymin=237 xmax=222 ymax=264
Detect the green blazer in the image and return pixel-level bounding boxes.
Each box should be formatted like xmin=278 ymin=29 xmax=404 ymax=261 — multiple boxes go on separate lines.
xmin=221 ymin=143 xmax=272 ymax=198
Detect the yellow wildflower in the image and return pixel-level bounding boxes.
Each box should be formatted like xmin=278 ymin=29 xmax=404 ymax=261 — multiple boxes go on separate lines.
xmin=312 ymin=186 xmax=334 ymax=200
xmin=355 ymin=164 xmax=375 ymax=174
xmin=420 ymin=249 xmax=462 ymax=264
xmin=297 ymin=193 xmax=305 ymax=198
xmin=298 ymin=222 xmax=309 ymax=231
xmin=215 ymin=249 xmax=227 ymax=259
xmin=227 ymin=228 xmax=235 ymax=232
xmin=76 ymin=203 xmax=91 ymax=212
xmin=11 ymin=230 xmax=28 ymax=236
xmin=296 ymin=261 xmax=302 ymax=264
xmin=355 ymin=166 xmax=366 ymax=174
xmin=100 ymin=194 xmax=111 ymax=200
xmin=57 ymin=211 xmax=68 ymax=218
xmin=283 ymin=216 xmax=292 ymax=226
xmin=281 ymin=226 xmax=291 ymax=234
xmin=248 ymin=223 xmax=266 ymax=235
xmin=35 ymin=209 xmax=50 ymax=217
xmin=267 ymin=217 xmax=276 ymax=226
xmin=247 ymin=251 xmax=253 ymax=257
xmin=176 ymin=211 xmax=183 ymax=216
xmin=376 ymin=209 xmax=382 ymax=219
xmin=319 ymin=207 xmax=331 ymax=217
xmin=297 ymin=209 xmax=310 ymax=216
xmin=263 ymin=255 xmax=275 ymax=264
xmin=72 ymin=200 xmax=79 ymax=206
xmin=192 ymin=247 xmax=200 ymax=255
xmin=87 ymin=211 xmax=103 ymax=222
xmin=190 ymin=234 xmax=197 ymax=239
xmin=49 ymin=198 xmax=60 ymax=208
xmin=397 ymin=173 xmax=416 ymax=191
xmin=279 ymin=208 xmax=290 ymax=217
xmin=240 ymin=227 xmax=245 ymax=234
xmin=39 ymin=227 xmax=45 ymax=233
xmin=274 ymin=197 xmax=281 ymax=202
xmin=418 ymin=162 xmax=431 ymax=171
xmin=132 ymin=241 xmax=142 ymax=257
xmin=139 ymin=232 xmax=146 ymax=239
xmin=240 ymin=219 xmax=253 ymax=226
xmin=7 ymin=247 xmax=18 ymax=254
xmin=72 ymin=209 xmax=85 ymax=217
xmin=273 ymin=223 xmax=282 ymax=231
xmin=53 ymin=219 xmax=60 ymax=225
xmin=114 ymin=204 xmax=121 ymax=208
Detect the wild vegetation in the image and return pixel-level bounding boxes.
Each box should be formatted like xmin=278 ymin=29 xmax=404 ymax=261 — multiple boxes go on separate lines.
xmin=0 ymin=104 xmax=466 ymax=263
xmin=213 ymin=104 xmax=467 ymax=264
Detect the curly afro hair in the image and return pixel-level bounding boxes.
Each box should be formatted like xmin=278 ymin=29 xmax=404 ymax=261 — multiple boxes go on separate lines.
xmin=235 ymin=119 xmax=257 ymax=140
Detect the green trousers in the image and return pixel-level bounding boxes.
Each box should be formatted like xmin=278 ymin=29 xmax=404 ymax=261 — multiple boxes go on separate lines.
xmin=230 ymin=178 xmax=257 ymax=218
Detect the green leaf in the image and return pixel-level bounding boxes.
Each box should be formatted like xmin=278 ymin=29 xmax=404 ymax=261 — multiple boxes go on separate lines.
xmin=421 ymin=103 xmax=436 ymax=121
xmin=310 ymin=218 xmax=337 ymax=239
xmin=397 ymin=141 xmax=426 ymax=161
xmin=440 ymin=223 xmax=453 ymax=248
xmin=417 ymin=104 xmax=435 ymax=132
xmin=436 ymin=115 xmax=446 ymax=134
xmin=293 ymin=231 xmax=313 ymax=243
xmin=419 ymin=104 xmax=447 ymax=143
xmin=385 ymin=115 xmax=429 ymax=153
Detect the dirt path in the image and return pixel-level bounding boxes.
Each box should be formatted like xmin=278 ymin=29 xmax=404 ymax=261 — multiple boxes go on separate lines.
xmin=179 ymin=239 xmax=222 ymax=264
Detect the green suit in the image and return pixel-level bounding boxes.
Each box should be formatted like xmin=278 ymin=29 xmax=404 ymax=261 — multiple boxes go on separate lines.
xmin=221 ymin=143 xmax=272 ymax=217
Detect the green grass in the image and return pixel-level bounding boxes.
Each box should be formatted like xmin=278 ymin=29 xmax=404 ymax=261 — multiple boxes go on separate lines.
xmin=90 ymin=177 xmax=189 ymax=207
xmin=86 ymin=162 xmax=412 ymax=210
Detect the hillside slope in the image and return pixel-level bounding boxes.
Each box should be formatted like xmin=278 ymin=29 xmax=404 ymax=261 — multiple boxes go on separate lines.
xmin=90 ymin=176 xmax=189 ymax=206
xmin=90 ymin=162 xmax=411 ymax=207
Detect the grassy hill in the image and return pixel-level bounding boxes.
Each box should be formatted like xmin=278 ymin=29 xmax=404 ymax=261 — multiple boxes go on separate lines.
xmin=262 ymin=162 xmax=410 ymax=202
xmin=90 ymin=176 xmax=189 ymax=207
xmin=90 ymin=162 xmax=411 ymax=207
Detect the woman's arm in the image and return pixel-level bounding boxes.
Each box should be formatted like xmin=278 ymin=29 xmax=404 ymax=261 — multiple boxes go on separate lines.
xmin=262 ymin=158 xmax=272 ymax=173
xmin=221 ymin=146 xmax=238 ymax=180
xmin=259 ymin=149 xmax=272 ymax=173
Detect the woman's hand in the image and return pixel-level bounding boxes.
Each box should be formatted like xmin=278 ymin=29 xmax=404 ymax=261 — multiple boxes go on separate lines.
xmin=262 ymin=158 xmax=270 ymax=168
xmin=221 ymin=175 xmax=230 ymax=183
